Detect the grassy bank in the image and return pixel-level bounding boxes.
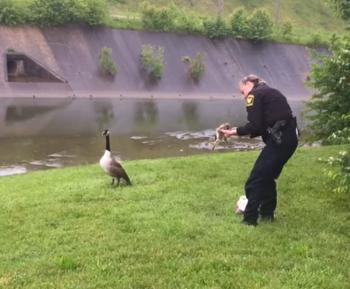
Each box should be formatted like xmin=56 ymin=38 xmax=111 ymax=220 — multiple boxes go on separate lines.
xmin=0 ymin=146 xmax=349 ymax=289
xmin=107 ymin=0 xmax=348 ymax=47
xmin=110 ymin=0 xmax=346 ymax=31
xmin=2 ymin=1 xmax=347 ymax=47
xmin=110 ymin=0 xmax=340 ymax=27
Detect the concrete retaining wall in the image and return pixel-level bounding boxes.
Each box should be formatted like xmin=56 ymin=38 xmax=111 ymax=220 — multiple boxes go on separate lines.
xmin=0 ymin=26 xmax=312 ymax=99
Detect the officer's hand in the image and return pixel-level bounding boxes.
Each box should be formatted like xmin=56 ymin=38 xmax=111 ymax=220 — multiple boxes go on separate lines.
xmin=221 ymin=128 xmax=237 ymax=138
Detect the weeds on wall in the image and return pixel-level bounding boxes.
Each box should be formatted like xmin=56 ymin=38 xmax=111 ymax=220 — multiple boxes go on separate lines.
xmin=182 ymin=53 xmax=206 ymax=82
xmin=99 ymin=47 xmax=117 ymax=77
xmin=140 ymin=45 xmax=164 ymax=79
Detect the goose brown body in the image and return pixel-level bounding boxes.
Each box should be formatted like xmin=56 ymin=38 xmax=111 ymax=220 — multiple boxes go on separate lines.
xmin=100 ymin=130 xmax=132 ymax=186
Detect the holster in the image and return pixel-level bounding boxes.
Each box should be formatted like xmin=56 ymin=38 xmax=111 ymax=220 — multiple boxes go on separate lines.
xmin=267 ymin=120 xmax=286 ymax=145
xmin=268 ymin=117 xmax=298 ymax=145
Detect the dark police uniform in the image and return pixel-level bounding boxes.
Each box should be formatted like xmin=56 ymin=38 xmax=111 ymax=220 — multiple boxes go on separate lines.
xmin=237 ymin=83 xmax=298 ymax=225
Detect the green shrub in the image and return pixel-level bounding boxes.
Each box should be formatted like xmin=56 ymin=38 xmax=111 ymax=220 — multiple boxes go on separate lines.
xmin=174 ymin=14 xmax=203 ymax=34
xmin=230 ymin=8 xmax=249 ymax=38
xmin=307 ymin=36 xmax=350 ymax=195
xmin=30 ymin=0 xmax=108 ymax=26
xmin=140 ymin=45 xmax=164 ymax=79
xmin=141 ymin=2 xmax=204 ymax=34
xmin=246 ymin=9 xmax=273 ymax=41
xmin=99 ymin=47 xmax=117 ymax=77
xmin=308 ymin=33 xmax=324 ymax=47
xmin=281 ymin=21 xmax=293 ymax=40
xmin=30 ymin=0 xmax=83 ymax=26
xmin=0 ymin=0 xmax=26 ymax=26
xmin=83 ymin=0 xmax=108 ymax=26
xmin=327 ymin=122 xmax=350 ymax=145
xmin=203 ymin=16 xmax=230 ymax=39
xmin=141 ymin=2 xmax=175 ymax=32
xmin=307 ymin=36 xmax=350 ymax=142
xmin=108 ymin=14 xmax=143 ymax=30
xmin=325 ymin=149 xmax=350 ymax=194
xmin=171 ymin=4 xmax=203 ymax=34
xmin=182 ymin=53 xmax=206 ymax=82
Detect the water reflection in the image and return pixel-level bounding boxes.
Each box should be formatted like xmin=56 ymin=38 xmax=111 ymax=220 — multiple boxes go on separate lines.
xmin=134 ymin=101 xmax=159 ymax=133
xmin=5 ymin=105 xmax=60 ymax=123
xmin=181 ymin=102 xmax=199 ymax=130
xmin=0 ymin=98 xmax=305 ymax=176
xmin=94 ymin=102 xmax=115 ymax=131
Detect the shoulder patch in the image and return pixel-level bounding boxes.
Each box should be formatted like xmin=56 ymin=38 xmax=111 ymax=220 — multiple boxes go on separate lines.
xmin=246 ymin=94 xmax=255 ymax=107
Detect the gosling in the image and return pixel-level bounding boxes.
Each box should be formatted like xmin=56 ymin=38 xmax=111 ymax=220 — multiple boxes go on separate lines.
xmin=212 ymin=122 xmax=231 ymax=151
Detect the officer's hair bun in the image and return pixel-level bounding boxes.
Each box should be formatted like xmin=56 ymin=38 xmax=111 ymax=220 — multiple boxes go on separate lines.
xmin=241 ymin=74 xmax=266 ymax=87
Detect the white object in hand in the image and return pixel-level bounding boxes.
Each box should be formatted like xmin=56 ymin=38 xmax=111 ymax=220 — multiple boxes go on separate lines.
xmin=236 ymin=195 xmax=248 ymax=214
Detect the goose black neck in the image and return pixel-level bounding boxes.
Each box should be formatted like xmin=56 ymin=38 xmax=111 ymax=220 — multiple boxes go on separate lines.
xmin=105 ymin=134 xmax=111 ymax=151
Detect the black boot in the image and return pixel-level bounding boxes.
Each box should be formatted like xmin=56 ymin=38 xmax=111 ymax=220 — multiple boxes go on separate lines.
xmin=260 ymin=214 xmax=275 ymax=222
xmin=241 ymin=219 xmax=258 ymax=226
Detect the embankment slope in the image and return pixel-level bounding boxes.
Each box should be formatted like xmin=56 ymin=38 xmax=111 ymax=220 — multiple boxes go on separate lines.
xmin=0 ymin=26 xmax=312 ymax=99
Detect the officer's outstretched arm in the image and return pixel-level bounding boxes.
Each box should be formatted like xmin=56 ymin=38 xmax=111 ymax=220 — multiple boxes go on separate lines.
xmin=237 ymin=93 xmax=264 ymax=137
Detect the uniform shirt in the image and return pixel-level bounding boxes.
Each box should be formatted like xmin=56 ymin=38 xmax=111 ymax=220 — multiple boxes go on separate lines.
xmin=237 ymin=84 xmax=293 ymax=138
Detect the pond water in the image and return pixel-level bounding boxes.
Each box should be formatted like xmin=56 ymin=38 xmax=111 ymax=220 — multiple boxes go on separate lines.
xmin=0 ymin=97 xmax=305 ymax=176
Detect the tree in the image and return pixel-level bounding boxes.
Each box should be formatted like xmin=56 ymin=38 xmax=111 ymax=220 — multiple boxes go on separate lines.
xmin=307 ymin=36 xmax=350 ymax=144
xmin=308 ymin=36 xmax=350 ymax=195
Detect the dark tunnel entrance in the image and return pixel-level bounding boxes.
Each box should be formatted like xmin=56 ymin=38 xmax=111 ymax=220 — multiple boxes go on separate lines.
xmin=5 ymin=52 xmax=65 ymax=83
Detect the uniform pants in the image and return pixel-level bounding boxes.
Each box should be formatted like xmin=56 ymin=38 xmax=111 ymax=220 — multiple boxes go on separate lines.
xmin=243 ymin=126 xmax=298 ymax=223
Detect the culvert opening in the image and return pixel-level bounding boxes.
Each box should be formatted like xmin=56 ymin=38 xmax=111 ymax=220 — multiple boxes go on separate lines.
xmin=5 ymin=52 xmax=65 ymax=83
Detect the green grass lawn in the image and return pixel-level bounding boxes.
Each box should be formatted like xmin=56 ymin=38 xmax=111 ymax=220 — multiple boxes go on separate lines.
xmin=0 ymin=146 xmax=349 ymax=289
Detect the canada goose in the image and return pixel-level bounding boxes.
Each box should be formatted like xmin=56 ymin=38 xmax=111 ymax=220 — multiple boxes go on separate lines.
xmin=100 ymin=129 xmax=132 ymax=186
xmin=212 ymin=122 xmax=231 ymax=151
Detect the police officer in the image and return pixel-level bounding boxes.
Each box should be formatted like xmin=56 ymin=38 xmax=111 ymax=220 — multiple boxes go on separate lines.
xmin=221 ymin=75 xmax=298 ymax=226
